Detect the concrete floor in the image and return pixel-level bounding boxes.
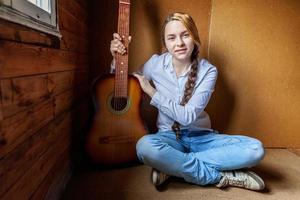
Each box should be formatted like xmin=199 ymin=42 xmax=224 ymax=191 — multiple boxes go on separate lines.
xmin=62 ymin=149 xmax=300 ymax=200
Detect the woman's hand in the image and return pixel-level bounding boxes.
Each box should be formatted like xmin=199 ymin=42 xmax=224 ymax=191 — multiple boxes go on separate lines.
xmin=133 ymin=73 xmax=156 ymax=97
xmin=110 ymin=33 xmax=132 ymax=58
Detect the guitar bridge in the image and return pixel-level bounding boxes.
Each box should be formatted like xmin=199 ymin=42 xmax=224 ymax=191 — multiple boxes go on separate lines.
xmin=98 ymin=135 xmax=134 ymax=144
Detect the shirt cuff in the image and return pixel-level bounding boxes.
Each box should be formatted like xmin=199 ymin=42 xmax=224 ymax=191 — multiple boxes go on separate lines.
xmin=110 ymin=59 xmax=116 ymax=73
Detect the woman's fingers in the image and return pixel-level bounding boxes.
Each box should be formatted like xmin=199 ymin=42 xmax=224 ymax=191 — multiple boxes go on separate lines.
xmin=111 ymin=40 xmax=125 ymax=56
xmin=111 ymin=33 xmax=132 ymax=56
xmin=133 ymin=73 xmax=142 ymax=81
xmin=113 ymin=33 xmax=122 ymax=40
xmin=133 ymin=73 xmax=156 ymax=97
xmin=133 ymin=73 xmax=148 ymax=87
xmin=114 ymin=33 xmax=131 ymax=43
xmin=133 ymin=73 xmax=144 ymax=86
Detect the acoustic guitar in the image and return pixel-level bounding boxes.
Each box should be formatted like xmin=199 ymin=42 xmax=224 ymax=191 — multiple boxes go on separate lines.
xmin=85 ymin=0 xmax=147 ymax=166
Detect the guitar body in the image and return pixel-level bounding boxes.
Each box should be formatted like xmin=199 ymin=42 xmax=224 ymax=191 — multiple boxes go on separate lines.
xmin=85 ymin=74 xmax=147 ymax=166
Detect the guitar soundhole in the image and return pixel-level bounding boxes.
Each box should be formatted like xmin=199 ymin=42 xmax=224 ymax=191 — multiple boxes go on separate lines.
xmin=111 ymin=97 xmax=128 ymax=111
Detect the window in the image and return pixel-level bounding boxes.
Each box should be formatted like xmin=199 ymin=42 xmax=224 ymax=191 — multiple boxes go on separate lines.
xmin=0 ymin=0 xmax=61 ymax=37
xmin=27 ymin=0 xmax=51 ymax=13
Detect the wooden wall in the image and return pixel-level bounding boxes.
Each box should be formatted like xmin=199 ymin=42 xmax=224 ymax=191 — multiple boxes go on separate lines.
xmin=0 ymin=0 xmax=90 ymax=199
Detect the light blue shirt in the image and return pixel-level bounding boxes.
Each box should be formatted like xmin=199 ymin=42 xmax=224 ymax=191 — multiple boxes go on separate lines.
xmin=142 ymin=52 xmax=218 ymax=132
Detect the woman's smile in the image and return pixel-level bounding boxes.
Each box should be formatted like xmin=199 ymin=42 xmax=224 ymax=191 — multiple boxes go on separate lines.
xmin=174 ymin=48 xmax=187 ymax=54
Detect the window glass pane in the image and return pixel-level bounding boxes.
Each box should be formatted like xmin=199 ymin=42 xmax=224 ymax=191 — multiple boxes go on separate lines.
xmin=27 ymin=0 xmax=51 ymax=13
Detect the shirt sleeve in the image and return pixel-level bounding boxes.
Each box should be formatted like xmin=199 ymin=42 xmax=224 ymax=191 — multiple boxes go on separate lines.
xmin=110 ymin=59 xmax=116 ymax=74
xmin=150 ymin=66 xmax=218 ymax=126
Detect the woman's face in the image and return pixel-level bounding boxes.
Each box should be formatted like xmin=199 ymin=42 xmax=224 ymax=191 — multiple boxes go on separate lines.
xmin=164 ymin=20 xmax=195 ymax=63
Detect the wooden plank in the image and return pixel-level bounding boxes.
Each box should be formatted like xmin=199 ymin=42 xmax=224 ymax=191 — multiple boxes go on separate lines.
xmin=60 ymin=30 xmax=89 ymax=53
xmin=0 ymin=18 xmax=88 ymax=52
xmin=44 ymin=163 xmax=71 ymax=200
xmin=1 ymin=112 xmax=71 ymax=199
xmin=0 ymin=41 xmax=89 ymax=79
xmin=59 ymin=6 xmax=88 ymax=38
xmin=1 ymin=70 xmax=89 ymax=118
xmin=0 ymin=99 xmax=55 ymax=158
xmin=0 ymin=119 xmax=55 ymax=197
xmin=0 ymin=79 xmax=13 ymax=107
xmin=0 ymin=19 xmax=53 ymax=46
xmin=49 ymin=70 xmax=89 ymax=95
xmin=1 ymin=116 xmax=71 ymax=200
xmin=0 ymin=112 xmax=72 ymax=198
xmin=1 ymin=75 xmax=53 ymax=118
xmin=59 ymin=0 xmax=88 ymax=25
xmin=48 ymin=71 xmax=75 ymax=95
xmin=30 ymin=148 xmax=71 ymax=200
xmin=54 ymin=83 xmax=89 ymax=116
xmin=0 ymin=18 xmax=87 ymax=52
xmin=12 ymin=74 xmax=53 ymax=105
xmin=74 ymin=0 xmax=88 ymax=10
xmin=54 ymin=90 xmax=74 ymax=116
xmin=53 ymin=110 xmax=72 ymax=133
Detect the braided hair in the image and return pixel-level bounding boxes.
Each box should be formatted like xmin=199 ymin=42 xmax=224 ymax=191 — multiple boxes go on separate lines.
xmin=162 ymin=12 xmax=201 ymax=139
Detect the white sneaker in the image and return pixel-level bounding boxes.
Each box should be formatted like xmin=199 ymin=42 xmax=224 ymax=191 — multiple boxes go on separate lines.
xmin=151 ymin=168 xmax=170 ymax=187
xmin=216 ymin=170 xmax=265 ymax=191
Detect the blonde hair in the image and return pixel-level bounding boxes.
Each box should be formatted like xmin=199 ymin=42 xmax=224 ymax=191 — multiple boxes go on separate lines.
xmin=162 ymin=12 xmax=201 ymax=139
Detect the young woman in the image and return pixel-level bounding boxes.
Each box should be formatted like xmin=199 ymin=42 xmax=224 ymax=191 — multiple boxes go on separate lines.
xmin=110 ymin=12 xmax=265 ymax=191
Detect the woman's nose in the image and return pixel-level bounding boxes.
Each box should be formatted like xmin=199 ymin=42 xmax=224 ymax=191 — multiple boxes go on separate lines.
xmin=176 ymin=37 xmax=184 ymax=46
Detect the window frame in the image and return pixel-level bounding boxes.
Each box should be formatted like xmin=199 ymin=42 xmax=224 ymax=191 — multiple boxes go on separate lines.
xmin=0 ymin=0 xmax=61 ymax=38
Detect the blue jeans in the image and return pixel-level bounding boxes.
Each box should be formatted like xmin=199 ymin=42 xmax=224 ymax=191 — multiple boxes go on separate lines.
xmin=136 ymin=129 xmax=265 ymax=185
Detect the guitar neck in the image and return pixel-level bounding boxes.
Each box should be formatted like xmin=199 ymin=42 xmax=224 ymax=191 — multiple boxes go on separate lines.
xmin=115 ymin=0 xmax=131 ymax=98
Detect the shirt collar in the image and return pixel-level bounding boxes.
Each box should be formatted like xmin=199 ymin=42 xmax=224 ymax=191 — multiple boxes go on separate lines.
xmin=163 ymin=52 xmax=172 ymax=69
xmin=179 ymin=64 xmax=192 ymax=77
xmin=163 ymin=52 xmax=193 ymax=77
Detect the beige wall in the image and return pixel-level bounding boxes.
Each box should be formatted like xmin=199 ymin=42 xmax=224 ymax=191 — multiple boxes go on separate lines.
xmin=207 ymin=0 xmax=300 ymax=147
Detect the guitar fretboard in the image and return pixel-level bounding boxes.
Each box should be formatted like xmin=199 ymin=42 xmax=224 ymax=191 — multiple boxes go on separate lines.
xmin=115 ymin=0 xmax=131 ymax=98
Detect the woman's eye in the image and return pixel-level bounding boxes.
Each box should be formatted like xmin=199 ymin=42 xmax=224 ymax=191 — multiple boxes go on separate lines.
xmin=168 ymin=37 xmax=175 ymax=40
xmin=183 ymin=33 xmax=190 ymax=38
